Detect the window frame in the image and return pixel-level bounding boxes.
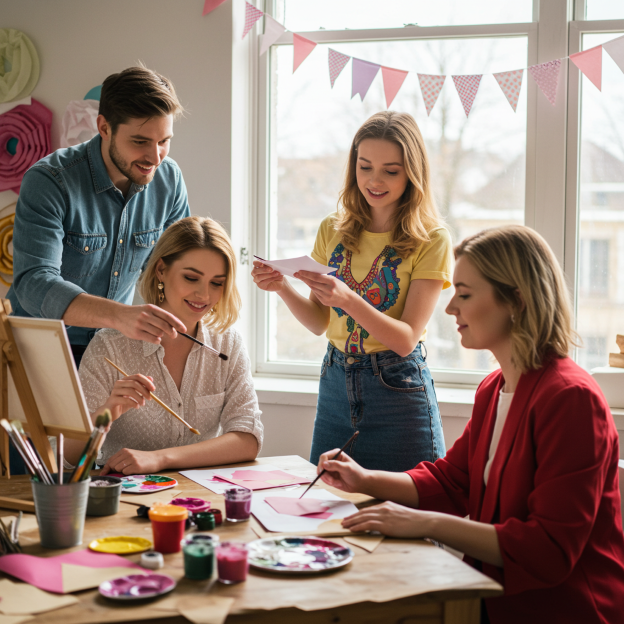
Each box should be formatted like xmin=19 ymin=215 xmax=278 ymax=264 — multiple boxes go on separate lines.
xmin=248 ymin=0 xmax=617 ymax=386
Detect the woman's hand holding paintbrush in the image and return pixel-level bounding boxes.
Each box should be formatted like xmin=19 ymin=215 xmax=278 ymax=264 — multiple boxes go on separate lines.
xmin=98 ymin=370 xmax=156 ymax=422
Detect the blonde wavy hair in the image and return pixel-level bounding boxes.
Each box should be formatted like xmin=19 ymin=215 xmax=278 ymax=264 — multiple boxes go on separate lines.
xmin=139 ymin=216 xmax=241 ymax=333
xmin=454 ymin=225 xmax=578 ymax=372
xmin=335 ymin=111 xmax=444 ymax=258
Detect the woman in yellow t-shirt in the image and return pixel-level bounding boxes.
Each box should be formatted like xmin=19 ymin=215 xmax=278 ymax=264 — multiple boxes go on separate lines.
xmin=252 ymin=111 xmax=453 ymax=472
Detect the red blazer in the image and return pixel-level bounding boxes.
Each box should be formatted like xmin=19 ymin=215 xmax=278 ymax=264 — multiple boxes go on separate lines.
xmin=407 ymin=356 xmax=624 ymax=624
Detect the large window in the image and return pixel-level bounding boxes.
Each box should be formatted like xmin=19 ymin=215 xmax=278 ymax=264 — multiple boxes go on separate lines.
xmin=251 ymin=0 xmax=624 ymax=383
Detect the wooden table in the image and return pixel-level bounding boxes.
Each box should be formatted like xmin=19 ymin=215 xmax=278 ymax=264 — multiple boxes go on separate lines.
xmin=0 ymin=455 xmax=502 ymax=624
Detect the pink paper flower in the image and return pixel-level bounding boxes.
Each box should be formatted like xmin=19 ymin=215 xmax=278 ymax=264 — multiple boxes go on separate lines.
xmin=0 ymin=98 xmax=52 ymax=193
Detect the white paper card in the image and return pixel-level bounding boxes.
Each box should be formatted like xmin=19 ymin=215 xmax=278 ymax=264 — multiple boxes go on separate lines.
xmin=253 ymin=255 xmax=337 ymax=279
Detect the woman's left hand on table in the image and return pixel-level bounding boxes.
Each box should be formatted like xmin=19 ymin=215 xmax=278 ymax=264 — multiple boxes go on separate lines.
xmin=100 ymin=447 xmax=164 ymax=476
xmin=294 ymin=270 xmax=355 ymax=310
xmin=342 ymin=501 xmax=434 ymax=538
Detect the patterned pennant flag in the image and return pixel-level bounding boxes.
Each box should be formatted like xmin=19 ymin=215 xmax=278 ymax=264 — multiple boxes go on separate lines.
xmin=328 ymin=49 xmax=350 ymax=88
xmin=293 ymin=34 xmax=317 ymax=72
xmin=203 ymin=0 xmax=227 ymax=15
xmin=260 ymin=15 xmax=286 ymax=55
xmin=242 ymin=1 xmax=263 ymax=39
xmin=452 ymin=74 xmax=482 ymax=117
xmin=417 ymin=74 xmax=445 ymax=116
xmin=528 ymin=59 xmax=562 ymax=106
xmin=493 ymin=69 xmax=524 ymax=112
xmin=381 ymin=67 xmax=409 ymax=108
xmin=603 ymin=34 xmax=624 ymax=74
xmin=570 ymin=45 xmax=602 ymax=91
xmin=352 ymin=58 xmax=381 ymax=101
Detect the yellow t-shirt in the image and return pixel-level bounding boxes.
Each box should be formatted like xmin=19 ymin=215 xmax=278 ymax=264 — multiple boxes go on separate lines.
xmin=311 ymin=213 xmax=453 ymax=355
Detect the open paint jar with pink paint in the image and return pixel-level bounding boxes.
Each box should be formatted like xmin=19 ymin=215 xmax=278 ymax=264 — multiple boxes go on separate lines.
xmin=224 ymin=487 xmax=251 ymax=522
xmin=216 ymin=541 xmax=249 ymax=584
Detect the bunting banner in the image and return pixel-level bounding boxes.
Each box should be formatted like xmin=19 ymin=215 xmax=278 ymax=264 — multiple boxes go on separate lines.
xmin=417 ymin=74 xmax=446 ymax=116
xmin=381 ymin=66 xmax=409 ymax=108
xmin=328 ymin=49 xmax=351 ymax=88
xmin=528 ymin=59 xmax=561 ymax=106
xmin=260 ymin=15 xmax=286 ymax=56
xmin=352 ymin=58 xmax=381 ymax=101
xmin=570 ymin=46 xmax=602 ymax=91
xmin=452 ymin=75 xmax=482 ymax=117
xmin=603 ymin=34 xmax=624 ymax=74
xmin=493 ymin=69 xmax=524 ymax=112
xmin=202 ymin=0 xmax=227 ymax=16
xmin=293 ymin=34 xmax=317 ymax=72
xmin=242 ymin=1 xmax=263 ymax=39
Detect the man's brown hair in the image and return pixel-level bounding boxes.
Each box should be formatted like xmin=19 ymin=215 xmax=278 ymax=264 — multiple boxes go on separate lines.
xmin=99 ymin=65 xmax=184 ymax=133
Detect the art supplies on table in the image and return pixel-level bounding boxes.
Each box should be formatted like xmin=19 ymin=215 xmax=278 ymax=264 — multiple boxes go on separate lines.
xmin=253 ymin=254 xmax=338 ymax=279
xmin=109 ymin=473 xmax=178 ymax=493
xmin=87 ymin=475 xmax=122 ymax=516
xmin=0 ymin=549 xmax=144 ymax=594
xmin=104 ymin=357 xmax=200 ymax=435
xmin=250 ymin=488 xmax=359 ymax=535
xmin=169 ymin=497 xmax=211 ymax=513
xmin=0 ymin=419 xmax=53 ymax=484
xmin=0 ymin=512 xmax=21 ymax=554
xmin=141 ymin=551 xmax=164 ymax=570
xmin=99 ymin=573 xmax=176 ymax=601
xmin=180 ymin=463 xmax=312 ymax=495
xmin=69 ymin=410 xmax=111 ymax=483
xmin=148 ymin=505 xmax=188 ymax=554
xmin=247 ymin=537 xmax=353 ymax=574
xmin=182 ymin=535 xmax=216 ymax=580
xmin=224 ymin=487 xmax=252 ymax=522
xmin=89 ymin=536 xmax=152 ymax=555
xmin=215 ymin=542 xmax=248 ymax=584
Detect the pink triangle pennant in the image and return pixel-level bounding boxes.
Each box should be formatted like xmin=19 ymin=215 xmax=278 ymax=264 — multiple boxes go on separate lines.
xmin=492 ymin=69 xmax=524 ymax=112
xmin=328 ymin=49 xmax=350 ymax=88
xmin=417 ymin=74 xmax=445 ymax=116
xmin=242 ymin=1 xmax=263 ymax=39
xmin=570 ymin=45 xmax=602 ymax=91
xmin=381 ymin=66 xmax=409 ymax=108
xmin=352 ymin=58 xmax=381 ymax=101
xmin=260 ymin=15 xmax=286 ymax=55
xmin=603 ymin=34 xmax=624 ymax=74
xmin=528 ymin=59 xmax=562 ymax=106
xmin=203 ymin=0 xmax=228 ymax=15
xmin=293 ymin=34 xmax=317 ymax=72
xmin=452 ymin=74 xmax=482 ymax=117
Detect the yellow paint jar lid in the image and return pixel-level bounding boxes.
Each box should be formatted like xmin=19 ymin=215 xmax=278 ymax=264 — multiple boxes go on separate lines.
xmin=148 ymin=504 xmax=188 ymax=522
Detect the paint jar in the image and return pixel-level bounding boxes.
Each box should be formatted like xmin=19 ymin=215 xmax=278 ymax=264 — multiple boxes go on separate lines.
xmin=183 ymin=533 xmax=219 ymax=548
xmin=183 ymin=540 xmax=215 ymax=580
xmin=203 ymin=508 xmax=223 ymax=526
xmin=216 ymin=541 xmax=248 ymax=584
xmin=148 ymin=505 xmax=188 ymax=554
xmin=194 ymin=511 xmax=216 ymax=531
xmin=86 ymin=476 xmax=122 ymax=516
xmin=141 ymin=551 xmax=164 ymax=570
xmin=170 ymin=497 xmax=211 ymax=514
xmin=224 ymin=488 xmax=252 ymax=522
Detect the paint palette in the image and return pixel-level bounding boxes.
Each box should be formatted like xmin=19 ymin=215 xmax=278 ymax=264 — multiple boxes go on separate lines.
xmin=99 ymin=573 xmax=176 ymax=601
xmin=247 ymin=537 xmax=353 ymax=574
xmin=109 ymin=474 xmax=178 ymax=494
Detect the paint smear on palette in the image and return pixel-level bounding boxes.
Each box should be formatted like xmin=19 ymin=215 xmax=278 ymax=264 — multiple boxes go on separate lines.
xmin=264 ymin=496 xmax=332 ymax=519
xmin=112 ymin=474 xmax=178 ymax=494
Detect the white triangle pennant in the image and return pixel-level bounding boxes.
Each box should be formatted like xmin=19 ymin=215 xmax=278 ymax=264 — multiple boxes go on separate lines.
xmin=260 ymin=15 xmax=286 ymax=55
xmin=417 ymin=74 xmax=445 ymax=116
xmin=492 ymin=69 xmax=524 ymax=112
xmin=452 ymin=75 xmax=482 ymax=117
xmin=528 ymin=59 xmax=562 ymax=106
xmin=603 ymin=34 xmax=624 ymax=75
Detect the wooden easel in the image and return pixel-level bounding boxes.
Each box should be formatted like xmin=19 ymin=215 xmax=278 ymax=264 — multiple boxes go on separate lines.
xmin=0 ymin=299 xmax=56 ymax=512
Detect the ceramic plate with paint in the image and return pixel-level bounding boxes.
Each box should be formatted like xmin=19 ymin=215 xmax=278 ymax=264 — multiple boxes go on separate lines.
xmin=109 ymin=474 xmax=178 ymax=494
xmin=89 ymin=536 xmax=152 ymax=554
xmin=99 ymin=573 xmax=176 ymax=601
xmin=247 ymin=537 xmax=353 ymax=573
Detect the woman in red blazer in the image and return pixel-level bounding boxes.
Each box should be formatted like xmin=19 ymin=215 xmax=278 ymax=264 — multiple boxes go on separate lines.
xmin=318 ymin=225 xmax=624 ymax=624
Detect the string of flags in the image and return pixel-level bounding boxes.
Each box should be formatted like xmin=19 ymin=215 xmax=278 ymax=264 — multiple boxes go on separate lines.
xmin=204 ymin=0 xmax=624 ymax=117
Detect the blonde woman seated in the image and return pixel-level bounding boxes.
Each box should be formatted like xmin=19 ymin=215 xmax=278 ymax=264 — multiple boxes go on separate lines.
xmin=316 ymin=225 xmax=624 ymax=624
xmin=65 ymin=216 xmax=263 ymax=474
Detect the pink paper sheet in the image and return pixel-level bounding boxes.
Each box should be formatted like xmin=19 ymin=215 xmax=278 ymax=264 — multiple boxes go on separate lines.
xmin=0 ymin=549 xmax=143 ymax=594
xmin=213 ymin=469 xmax=311 ymax=491
xmin=264 ymin=496 xmax=332 ymax=519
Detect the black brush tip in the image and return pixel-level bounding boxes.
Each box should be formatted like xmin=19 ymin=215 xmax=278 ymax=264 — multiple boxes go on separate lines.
xmin=219 ymin=353 xmax=229 ymax=361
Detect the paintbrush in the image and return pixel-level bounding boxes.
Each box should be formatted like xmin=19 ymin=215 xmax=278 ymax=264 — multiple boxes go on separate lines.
xmin=70 ymin=411 xmax=111 ymax=482
xmin=178 ymin=332 xmax=228 ymax=360
xmin=57 ymin=433 xmax=64 ymax=485
xmin=299 ymin=430 xmax=359 ymax=499
xmin=104 ymin=357 xmax=200 ymax=435
xmin=0 ymin=419 xmax=37 ymax=477
xmin=6 ymin=420 xmax=54 ymax=484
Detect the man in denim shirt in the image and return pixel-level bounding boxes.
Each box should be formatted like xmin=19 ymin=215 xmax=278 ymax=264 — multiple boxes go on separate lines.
xmin=8 ymin=66 xmax=189 ymax=364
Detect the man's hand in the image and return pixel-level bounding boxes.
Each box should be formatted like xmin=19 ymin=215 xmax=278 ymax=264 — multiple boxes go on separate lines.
xmin=100 ymin=447 xmax=165 ymax=475
xmin=115 ymin=304 xmax=186 ymax=344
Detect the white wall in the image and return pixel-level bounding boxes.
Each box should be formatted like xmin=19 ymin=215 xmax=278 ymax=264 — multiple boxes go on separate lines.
xmin=2 ymin=0 xmax=235 ymax=229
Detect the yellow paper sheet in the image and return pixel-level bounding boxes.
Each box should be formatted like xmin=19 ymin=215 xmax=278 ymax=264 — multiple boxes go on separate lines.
xmin=343 ymin=534 xmax=385 ymax=553
xmin=119 ymin=489 xmax=181 ymax=506
xmin=60 ymin=564 xmax=147 ymax=593
xmin=0 ymin=579 xmax=77 ymax=615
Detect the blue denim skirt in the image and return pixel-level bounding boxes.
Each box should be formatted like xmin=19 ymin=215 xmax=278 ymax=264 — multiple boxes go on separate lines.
xmin=310 ymin=343 xmax=446 ymax=472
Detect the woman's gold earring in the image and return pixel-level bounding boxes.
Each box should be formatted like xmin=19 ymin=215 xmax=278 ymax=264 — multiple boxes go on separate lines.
xmin=511 ymin=314 xmax=516 ymax=323
xmin=158 ymin=282 xmax=165 ymax=304
xmin=210 ymin=303 xmax=218 ymax=315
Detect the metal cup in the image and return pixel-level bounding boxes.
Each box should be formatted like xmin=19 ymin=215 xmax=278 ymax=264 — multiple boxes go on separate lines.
xmin=31 ymin=476 xmax=90 ymax=549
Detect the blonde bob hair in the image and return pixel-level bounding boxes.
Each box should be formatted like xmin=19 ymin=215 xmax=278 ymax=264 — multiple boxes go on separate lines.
xmin=139 ymin=216 xmax=241 ymax=333
xmin=454 ymin=225 xmax=577 ymax=372
xmin=336 ymin=111 xmax=443 ymax=259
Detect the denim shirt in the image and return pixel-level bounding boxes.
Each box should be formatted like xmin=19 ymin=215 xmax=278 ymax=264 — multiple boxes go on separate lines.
xmin=7 ymin=134 xmax=190 ymax=345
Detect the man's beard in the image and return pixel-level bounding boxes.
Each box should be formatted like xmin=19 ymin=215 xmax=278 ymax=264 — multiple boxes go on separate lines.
xmin=109 ymin=135 xmax=157 ymax=186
